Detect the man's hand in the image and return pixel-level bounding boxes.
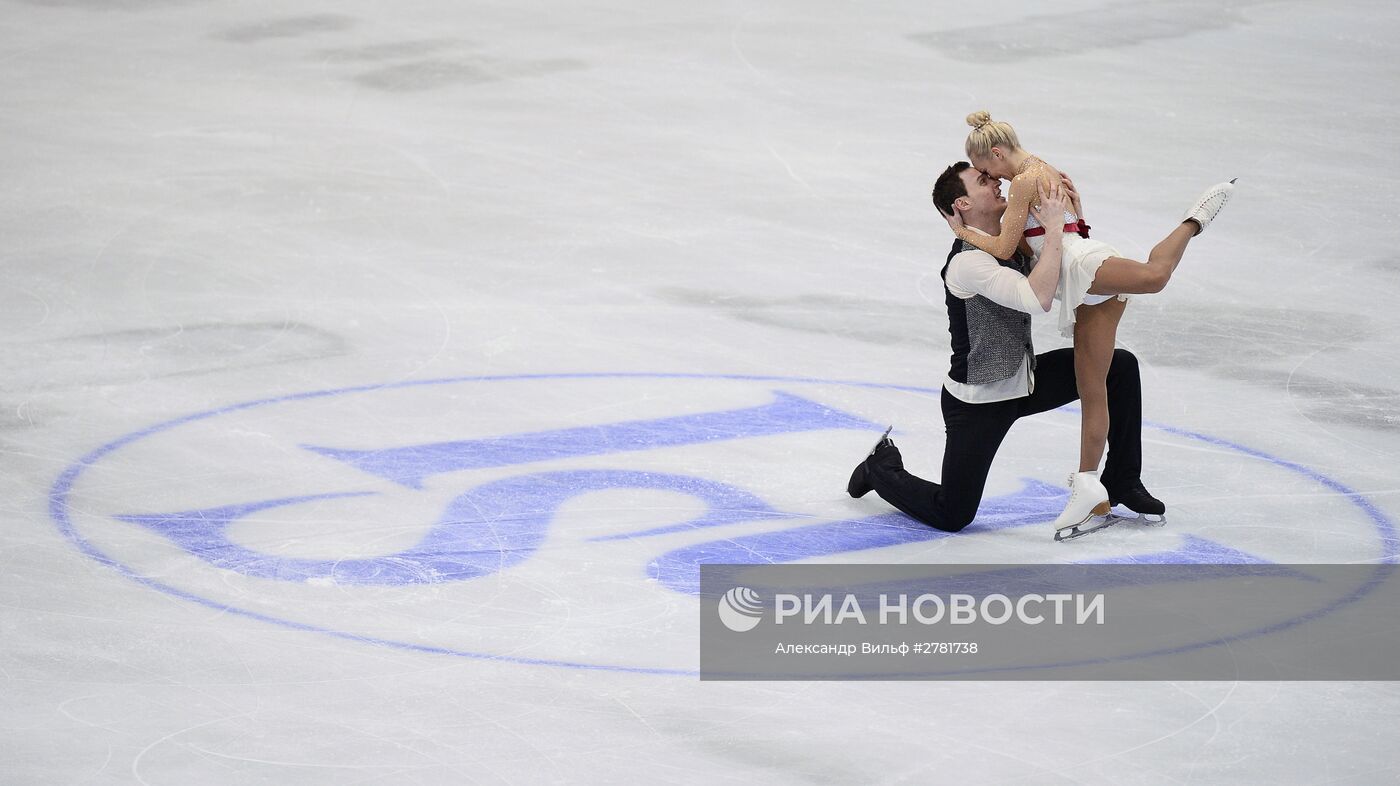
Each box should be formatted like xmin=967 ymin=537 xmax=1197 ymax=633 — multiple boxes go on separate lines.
xmin=1030 ymin=180 xmax=1068 ymax=234
xmin=1060 ymin=172 xmax=1084 ymax=219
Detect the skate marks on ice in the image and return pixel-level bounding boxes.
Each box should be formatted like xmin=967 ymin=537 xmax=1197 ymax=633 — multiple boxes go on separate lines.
xmin=314 ymin=39 xmax=465 ymax=64
xmin=909 ymin=1 xmax=1269 ymax=63
xmin=1117 ymin=302 xmax=1368 ymax=367
xmin=660 ymin=289 xmax=1369 ymax=361
xmin=214 ymin=15 xmax=358 ymax=43
xmin=1117 ymin=303 xmax=1400 ymax=432
xmin=661 ymin=290 xmax=1400 ymax=431
xmin=211 ymin=16 xmax=586 ymax=93
xmin=1376 ymin=255 xmax=1400 ymax=276
xmin=1223 ymin=370 xmax=1400 ymax=432
xmin=658 ymin=287 xmax=939 ymax=350
xmin=351 ymin=56 xmax=587 ymax=93
xmin=8 ymin=0 xmax=197 ymax=9
xmin=1 ymin=321 xmax=347 ymax=392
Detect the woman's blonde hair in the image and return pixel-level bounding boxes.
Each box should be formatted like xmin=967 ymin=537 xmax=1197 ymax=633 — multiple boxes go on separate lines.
xmin=964 ymin=111 xmax=1022 ymax=158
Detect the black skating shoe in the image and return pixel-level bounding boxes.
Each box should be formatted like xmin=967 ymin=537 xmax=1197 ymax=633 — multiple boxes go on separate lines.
xmin=1107 ymin=479 xmax=1166 ymax=525
xmin=847 ymin=426 xmax=894 ymax=499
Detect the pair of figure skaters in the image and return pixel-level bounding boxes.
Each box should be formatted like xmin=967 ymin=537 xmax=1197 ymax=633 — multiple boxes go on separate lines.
xmin=849 ymin=112 xmax=1235 ymax=541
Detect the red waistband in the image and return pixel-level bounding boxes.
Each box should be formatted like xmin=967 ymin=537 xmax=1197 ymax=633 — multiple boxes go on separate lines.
xmin=1025 ymin=221 xmax=1091 ymax=239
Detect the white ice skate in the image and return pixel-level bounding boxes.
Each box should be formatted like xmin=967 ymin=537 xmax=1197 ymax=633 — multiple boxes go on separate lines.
xmin=1183 ymin=178 xmax=1236 ymax=236
xmin=1052 ymin=471 xmax=1115 ymax=542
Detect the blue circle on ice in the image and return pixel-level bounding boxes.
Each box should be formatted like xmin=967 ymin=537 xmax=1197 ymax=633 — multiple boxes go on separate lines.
xmin=48 ymin=372 xmax=1399 ymax=676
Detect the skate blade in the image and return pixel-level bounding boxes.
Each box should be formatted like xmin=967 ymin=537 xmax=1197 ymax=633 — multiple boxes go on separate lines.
xmin=866 ymin=425 xmax=893 ymax=456
xmin=1054 ymin=515 xmax=1118 ymax=542
xmin=1106 ymin=510 xmax=1167 ymax=528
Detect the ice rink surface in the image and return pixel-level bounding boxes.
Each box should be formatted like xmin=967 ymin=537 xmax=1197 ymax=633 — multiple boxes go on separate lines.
xmin=5 ymin=0 xmax=1400 ymax=782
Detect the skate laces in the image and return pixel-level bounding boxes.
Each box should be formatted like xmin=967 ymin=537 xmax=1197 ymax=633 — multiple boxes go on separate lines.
xmin=1196 ymin=185 xmax=1233 ymax=218
xmin=1202 ymin=190 xmax=1230 ymax=215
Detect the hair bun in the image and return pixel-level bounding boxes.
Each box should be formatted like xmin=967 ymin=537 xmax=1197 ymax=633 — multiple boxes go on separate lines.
xmin=966 ymin=111 xmax=992 ymax=130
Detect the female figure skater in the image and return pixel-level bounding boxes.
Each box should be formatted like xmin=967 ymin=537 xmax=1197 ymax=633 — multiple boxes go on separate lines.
xmin=945 ymin=111 xmax=1235 ymax=540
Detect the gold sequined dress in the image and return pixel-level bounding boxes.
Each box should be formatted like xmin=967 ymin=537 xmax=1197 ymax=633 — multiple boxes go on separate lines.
xmin=953 ymin=157 xmax=1132 ymax=338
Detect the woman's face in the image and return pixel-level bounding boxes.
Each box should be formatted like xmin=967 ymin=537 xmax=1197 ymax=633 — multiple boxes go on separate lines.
xmin=970 ymin=149 xmax=1011 ymax=180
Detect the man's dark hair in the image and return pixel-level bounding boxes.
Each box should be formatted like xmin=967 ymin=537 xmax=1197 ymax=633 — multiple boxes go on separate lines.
xmin=931 ymin=161 xmax=972 ymax=217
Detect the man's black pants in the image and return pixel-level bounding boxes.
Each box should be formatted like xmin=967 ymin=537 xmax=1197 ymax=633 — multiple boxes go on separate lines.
xmin=867 ymin=348 xmax=1142 ymax=532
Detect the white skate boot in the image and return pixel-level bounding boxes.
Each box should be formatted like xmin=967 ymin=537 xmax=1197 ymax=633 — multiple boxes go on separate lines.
xmin=1183 ymin=179 xmax=1236 ymax=236
xmin=1052 ymin=471 xmax=1114 ymax=542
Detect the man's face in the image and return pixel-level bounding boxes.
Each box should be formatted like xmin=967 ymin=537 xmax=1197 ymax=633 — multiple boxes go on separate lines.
xmin=956 ymin=167 xmax=1006 ymax=220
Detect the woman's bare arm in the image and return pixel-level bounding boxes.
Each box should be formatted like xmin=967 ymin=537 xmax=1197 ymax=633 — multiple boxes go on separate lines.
xmin=952 ymin=173 xmax=1037 ymax=260
xmin=1025 ymin=180 xmax=1068 ymax=312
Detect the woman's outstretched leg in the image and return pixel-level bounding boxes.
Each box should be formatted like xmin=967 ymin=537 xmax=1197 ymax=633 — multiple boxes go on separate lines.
xmin=1088 ymin=178 xmax=1237 ymax=297
xmin=1087 ymin=221 xmax=1197 ymax=296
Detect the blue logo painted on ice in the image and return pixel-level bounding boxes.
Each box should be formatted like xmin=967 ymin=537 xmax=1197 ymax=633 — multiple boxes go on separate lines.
xmin=49 ymin=372 xmax=1398 ymax=674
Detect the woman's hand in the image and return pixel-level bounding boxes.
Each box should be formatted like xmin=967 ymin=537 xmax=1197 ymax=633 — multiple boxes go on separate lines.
xmin=941 ymin=206 xmax=965 ymax=235
xmin=1030 ymin=180 xmax=1068 ymax=234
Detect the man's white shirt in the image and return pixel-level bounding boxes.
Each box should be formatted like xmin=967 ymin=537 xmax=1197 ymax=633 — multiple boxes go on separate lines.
xmin=942 ymin=227 xmax=1044 ymax=404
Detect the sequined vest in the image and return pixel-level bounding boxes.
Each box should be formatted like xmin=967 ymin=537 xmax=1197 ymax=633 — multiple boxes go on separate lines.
xmin=942 ymin=239 xmax=1036 ymax=386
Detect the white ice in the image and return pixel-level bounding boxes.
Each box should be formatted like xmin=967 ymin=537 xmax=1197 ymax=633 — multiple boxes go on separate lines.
xmin=4 ymin=0 xmax=1400 ymax=782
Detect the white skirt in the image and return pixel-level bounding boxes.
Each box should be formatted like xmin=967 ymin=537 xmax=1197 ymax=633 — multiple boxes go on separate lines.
xmin=1054 ymin=236 xmax=1132 ymax=338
